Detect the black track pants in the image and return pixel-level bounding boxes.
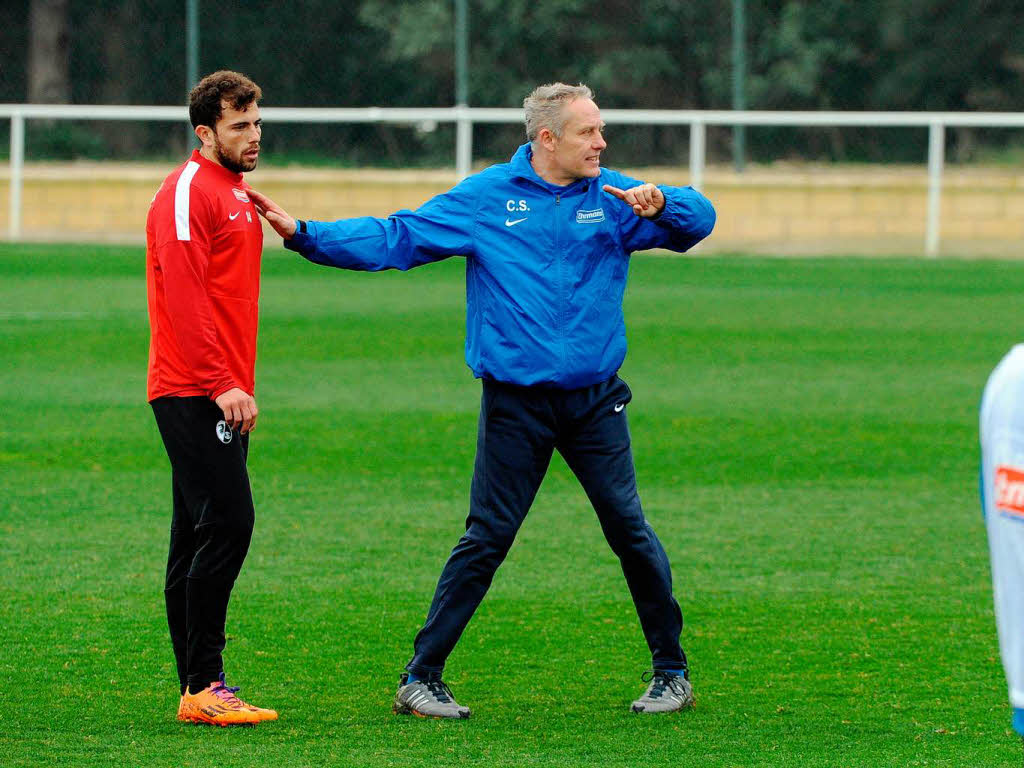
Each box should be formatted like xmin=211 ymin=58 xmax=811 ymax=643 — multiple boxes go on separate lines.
xmin=151 ymin=396 xmax=255 ymax=694
xmin=406 ymin=375 xmax=687 ymax=678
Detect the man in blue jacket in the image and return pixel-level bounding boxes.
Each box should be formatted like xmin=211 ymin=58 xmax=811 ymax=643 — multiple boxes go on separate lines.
xmin=250 ymin=83 xmax=715 ymax=719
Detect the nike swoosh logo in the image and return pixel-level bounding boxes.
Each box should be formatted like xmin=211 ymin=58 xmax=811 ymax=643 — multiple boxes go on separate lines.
xmin=505 ymin=217 xmax=527 ymax=227
xmin=229 ymin=211 xmax=241 ymax=220
xmin=614 ymin=403 xmax=625 ymax=412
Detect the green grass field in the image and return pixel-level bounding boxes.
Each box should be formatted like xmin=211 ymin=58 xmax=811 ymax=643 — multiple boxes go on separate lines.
xmin=1 ymin=243 xmax=1022 ymax=767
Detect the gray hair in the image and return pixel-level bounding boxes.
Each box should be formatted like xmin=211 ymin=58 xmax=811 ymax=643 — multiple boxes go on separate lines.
xmin=523 ymin=83 xmax=594 ymax=143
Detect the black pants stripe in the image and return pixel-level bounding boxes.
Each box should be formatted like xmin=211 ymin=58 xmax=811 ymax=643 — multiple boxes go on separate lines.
xmin=406 ymin=375 xmax=687 ymax=678
xmin=151 ymin=396 xmax=254 ymax=694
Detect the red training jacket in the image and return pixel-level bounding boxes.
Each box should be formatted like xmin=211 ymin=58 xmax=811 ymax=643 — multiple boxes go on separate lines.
xmin=146 ymin=150 xmax=263 ymax=402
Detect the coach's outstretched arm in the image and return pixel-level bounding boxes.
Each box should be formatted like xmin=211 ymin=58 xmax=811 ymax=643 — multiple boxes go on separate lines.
xmin=249 ymin=187 xmax=475 ymax=272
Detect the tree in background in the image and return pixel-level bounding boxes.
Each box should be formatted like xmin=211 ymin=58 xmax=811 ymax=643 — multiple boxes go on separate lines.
xmin=8 ymin=0 xmax=1024 ymax=165
xmin=734 ymin=0 xmax=1024 ymax=161
xmin=28 ymin=0 xmax=69 ymax=104
xmin=359 ymin=0 xmax=724 ymax=164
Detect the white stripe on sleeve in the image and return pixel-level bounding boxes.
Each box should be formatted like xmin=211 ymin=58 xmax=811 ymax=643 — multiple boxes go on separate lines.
xmin=174 ymin=161 xmax=202 ymax=241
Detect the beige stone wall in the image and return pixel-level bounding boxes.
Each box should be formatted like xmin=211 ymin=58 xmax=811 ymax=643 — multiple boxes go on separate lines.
xmin=3 ymin=162 xmax=1024 ymax=256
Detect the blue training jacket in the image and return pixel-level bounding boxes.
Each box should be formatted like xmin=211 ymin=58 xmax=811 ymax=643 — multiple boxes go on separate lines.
xmin=285 ymin=142 xmax=716 ymax=389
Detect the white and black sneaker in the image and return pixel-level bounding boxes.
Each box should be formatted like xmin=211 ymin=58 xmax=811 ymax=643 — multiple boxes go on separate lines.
xmin=393 ymin=673 xmax=471 ymax=719
xmin=631 ymin=670 xmax=694 ymax=714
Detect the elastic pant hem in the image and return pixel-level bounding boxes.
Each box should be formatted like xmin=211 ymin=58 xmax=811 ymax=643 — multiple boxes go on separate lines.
xmin=405 ymin=662 xmax=444 ymax=680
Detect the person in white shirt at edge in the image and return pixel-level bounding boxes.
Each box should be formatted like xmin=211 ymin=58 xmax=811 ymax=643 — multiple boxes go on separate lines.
xmin=980 ymin=344 xmax=1024 ymax=749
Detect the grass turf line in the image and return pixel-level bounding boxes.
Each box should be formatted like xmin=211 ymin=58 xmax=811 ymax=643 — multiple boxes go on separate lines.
xmin=0 ymin=243 xmax=1020 ymax=767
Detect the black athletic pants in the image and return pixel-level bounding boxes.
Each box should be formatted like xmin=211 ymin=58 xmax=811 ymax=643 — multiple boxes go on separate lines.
xmin=151 ymin=396 xmax=255 ymax=695
xmin=405 ymin=375 xmax=687 ymax=678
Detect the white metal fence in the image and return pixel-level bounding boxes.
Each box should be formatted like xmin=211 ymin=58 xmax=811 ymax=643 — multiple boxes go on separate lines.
xmin=4 ymin=104 xmax=1024 ymax=254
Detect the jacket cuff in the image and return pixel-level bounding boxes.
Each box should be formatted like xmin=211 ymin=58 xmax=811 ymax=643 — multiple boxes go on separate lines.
xmin=284 ymin=220 xmax=313 ymax=253
xmin=652 ymin=187 xmax=678 ymax=227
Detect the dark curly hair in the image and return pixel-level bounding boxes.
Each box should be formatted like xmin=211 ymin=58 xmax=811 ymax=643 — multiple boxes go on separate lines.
xmin=188 ymin=70 xmax=262 ymax=129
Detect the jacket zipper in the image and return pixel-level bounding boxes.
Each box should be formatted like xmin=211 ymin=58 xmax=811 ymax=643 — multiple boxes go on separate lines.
xmin=555 ymin=193 xmax=566 ymax=375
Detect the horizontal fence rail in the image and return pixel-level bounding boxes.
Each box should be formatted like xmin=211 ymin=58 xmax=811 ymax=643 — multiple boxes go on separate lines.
xmin=5 ymin=104 xmax=1024 ymax=253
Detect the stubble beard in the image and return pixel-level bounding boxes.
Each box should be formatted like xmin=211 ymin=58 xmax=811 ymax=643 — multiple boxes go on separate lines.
xmin=214 ymin=137 xmax=257 ymax=174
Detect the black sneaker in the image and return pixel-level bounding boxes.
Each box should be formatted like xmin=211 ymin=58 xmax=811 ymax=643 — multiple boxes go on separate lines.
xmin=631 ymin=670 xmax=694 ymax=714
xmin=393 ymin=673 xmax=471 ymax=719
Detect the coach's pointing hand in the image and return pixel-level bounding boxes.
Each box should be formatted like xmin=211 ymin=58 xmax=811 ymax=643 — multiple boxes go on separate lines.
xmin=602 ymin=183 xmax=665 ymax=218
xmin=249 ymin=190 xmax=298 ymax=239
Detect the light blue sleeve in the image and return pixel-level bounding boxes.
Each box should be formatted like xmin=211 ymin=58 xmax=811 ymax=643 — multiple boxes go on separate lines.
xmin=285 ymin=177 xmax=478 ymax=271
xmin=601 ymin=169 xmax=716 ymax=254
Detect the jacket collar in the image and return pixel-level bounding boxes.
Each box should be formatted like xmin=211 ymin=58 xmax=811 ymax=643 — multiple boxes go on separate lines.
xmin=509 ymin=143 xmax=592 ymax=194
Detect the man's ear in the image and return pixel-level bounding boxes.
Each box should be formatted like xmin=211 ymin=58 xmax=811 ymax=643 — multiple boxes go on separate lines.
xmin=537 ymin=127 xmax=557 ymax=153
xmin=195 ymin=124 xmax=214 ymax=148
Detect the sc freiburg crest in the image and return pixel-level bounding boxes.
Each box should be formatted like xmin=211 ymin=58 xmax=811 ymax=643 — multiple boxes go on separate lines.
xmin=216 ymin=420 xmax=233 ymax=444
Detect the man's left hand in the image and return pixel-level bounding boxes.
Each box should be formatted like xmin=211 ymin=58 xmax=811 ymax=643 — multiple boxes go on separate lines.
xmin=603 ymin=183 xmax=665 ymax=218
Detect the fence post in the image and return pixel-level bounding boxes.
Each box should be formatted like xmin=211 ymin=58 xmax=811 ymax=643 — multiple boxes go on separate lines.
xmin=926 ymin=121 xmax=944 ymax=257
xmin=456 ymin=104 xmax=472 ymax=180
xmin=689 ymin=119 xmax=706 ymax=192
xmin=9 ymin=110 xmax=24 ymax=240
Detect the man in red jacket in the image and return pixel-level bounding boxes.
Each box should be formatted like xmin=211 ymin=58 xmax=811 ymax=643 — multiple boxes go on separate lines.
xmin=146 ymin=70 xmax=276 ymax=726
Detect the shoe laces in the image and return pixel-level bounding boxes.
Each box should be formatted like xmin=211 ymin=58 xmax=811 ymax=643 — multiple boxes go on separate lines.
xmin=641 ymin=670 xmax=685 ymax=700
xmin=210 ymin=678 xmax=245 ymax=709
xmin=424 ymin=679 xmax=456 ymax=704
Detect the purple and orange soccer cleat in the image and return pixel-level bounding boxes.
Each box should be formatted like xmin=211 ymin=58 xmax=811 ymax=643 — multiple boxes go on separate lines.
xmin=178 ymin=676 xmax=278 ymax=726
